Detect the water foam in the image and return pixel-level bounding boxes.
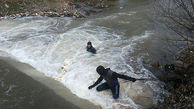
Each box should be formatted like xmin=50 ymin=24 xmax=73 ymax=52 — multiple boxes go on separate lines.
xmin=0 ymin=16 xmax=164 ymax=109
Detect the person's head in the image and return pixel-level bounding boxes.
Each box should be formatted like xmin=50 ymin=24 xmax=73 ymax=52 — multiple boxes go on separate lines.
xmin=164 ymin=64 xmax=175 ymax=71
xmin=96 ymin=65 xmax=105 ymax=75
xmin=87 ymin=41 xmax=92 ymax=48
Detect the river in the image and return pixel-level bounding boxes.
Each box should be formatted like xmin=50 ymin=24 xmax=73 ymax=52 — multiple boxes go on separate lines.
xmin=0 ymin=0 xmax=174 ymax=109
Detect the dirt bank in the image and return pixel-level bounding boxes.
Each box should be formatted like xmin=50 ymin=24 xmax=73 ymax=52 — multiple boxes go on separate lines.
xmin=0 ymin=0 xmax=114 ymax=19
xmin=150 ymin=48 xmax=194 ymax=109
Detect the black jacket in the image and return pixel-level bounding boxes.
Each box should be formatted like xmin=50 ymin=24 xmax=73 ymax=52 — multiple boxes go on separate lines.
xmin=90 ymin=68 xmax=136 ymax=89
xmin=87 ymin=46 xmax=96 ymax=54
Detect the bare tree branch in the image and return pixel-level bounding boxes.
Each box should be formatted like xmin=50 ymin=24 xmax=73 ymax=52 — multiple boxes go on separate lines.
xmin=180 ymin=0 xmax=193 ymax=19
xmin=190 ymin=0 xmax=194 ymax=10
xmin=155 ymin=0 xmax=194 ymax=46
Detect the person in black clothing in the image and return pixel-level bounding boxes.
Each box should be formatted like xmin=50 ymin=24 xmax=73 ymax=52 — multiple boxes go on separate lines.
xmin=88 ymin=65 xmax=136 ymax=99
xmin=86 ymin=41 xmax=96 ymax=54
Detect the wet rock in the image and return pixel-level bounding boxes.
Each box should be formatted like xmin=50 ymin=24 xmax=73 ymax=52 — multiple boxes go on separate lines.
xmin=78 ymin=11 xmax=87 ymax=18
xmin=121 ymin=82 xmax=154 ymax=108
xmin=31 ymin=13 xmax=38 ymax=16
xmin=5 ymin=4 xmax=9 ymax=8
xmin=95 ymin=2 xmax=106 ymax=9
xmin=155 ymin=70 xmax=193 ymax=109
xmin=150 ymin=47 xmax=194 ymax=109
xmin=63 ymin=12 xmax=69 ymax=16
xmin=38 ymin=11 xmax=43 ymax=16
xmin=16 ymin=14 xmax=21 ymax=17
xmin=80 ymin=7 xmax=92 ymax=15
xmin=79 ymin=10 xmax=89 ymax=16
xmin=20 ymin=13 xmax=27 ymax=17
xmin=74 ymin=2 xmax=86 ymax=8
xmin=46 ymin=12 xmax=60 ymax=17
xmin=173 ymin=61 xmax=188 ymax=69
xmin=42 ymin=7 xmax=50 ymax=12
xmin=90 ymin=8 xmax=102 ymax=13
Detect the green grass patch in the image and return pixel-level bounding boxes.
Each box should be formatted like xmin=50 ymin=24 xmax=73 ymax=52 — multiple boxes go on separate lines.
xmin=7 ymin=4 xmax=20 ymax=12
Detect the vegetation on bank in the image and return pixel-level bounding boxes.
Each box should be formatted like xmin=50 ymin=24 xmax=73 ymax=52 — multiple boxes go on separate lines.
xmin=0 ymin=0 xmax=111 ymax=18
xmin=152 ymin=0 xmax=194 ymax=108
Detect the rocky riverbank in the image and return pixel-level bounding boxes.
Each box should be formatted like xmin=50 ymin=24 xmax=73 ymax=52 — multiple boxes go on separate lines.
xmin=150 ymin=47 xmax=194 ymax=109
xmin=0 ymin=0 xmax=113 ymax=19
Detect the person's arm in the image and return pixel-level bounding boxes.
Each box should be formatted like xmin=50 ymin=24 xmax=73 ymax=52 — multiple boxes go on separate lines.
xmin=88 ymin=76 xmax=103 ymax=89
xmin=113 ymin=72 xmax=136 ymax=82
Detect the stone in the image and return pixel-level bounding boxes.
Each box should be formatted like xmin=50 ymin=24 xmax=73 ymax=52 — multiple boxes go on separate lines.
xmin=95 ymin=3 xmax=105 ymax=9
xmin=75 ymin=3 xmax=86 ymax=8
xmin=90 ymin=8 xmax=102 ymax=13
xmin=5 ymin=4 xmax=9 ymax=8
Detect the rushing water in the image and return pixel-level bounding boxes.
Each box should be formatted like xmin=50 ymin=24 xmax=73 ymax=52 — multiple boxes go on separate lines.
xmin=0 ymin=0 xmax=172 ymax=109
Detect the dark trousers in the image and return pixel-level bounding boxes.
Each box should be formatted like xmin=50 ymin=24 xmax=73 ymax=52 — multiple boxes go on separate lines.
xmin=96 ymin=82 xmax=120 ymax=99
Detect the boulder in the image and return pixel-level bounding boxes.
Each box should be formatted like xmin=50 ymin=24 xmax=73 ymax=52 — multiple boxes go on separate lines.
xmin=120 ymin=81 xmax=154 ymax=108
xmin=5 ymin=4 xmax=9 ymax=8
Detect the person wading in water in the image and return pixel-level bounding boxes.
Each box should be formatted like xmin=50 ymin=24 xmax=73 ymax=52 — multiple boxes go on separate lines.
xmin=86 ymin=41 xmax=96 ymax=54
xmin=88 ymin=65 xmax=136 ymax=99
